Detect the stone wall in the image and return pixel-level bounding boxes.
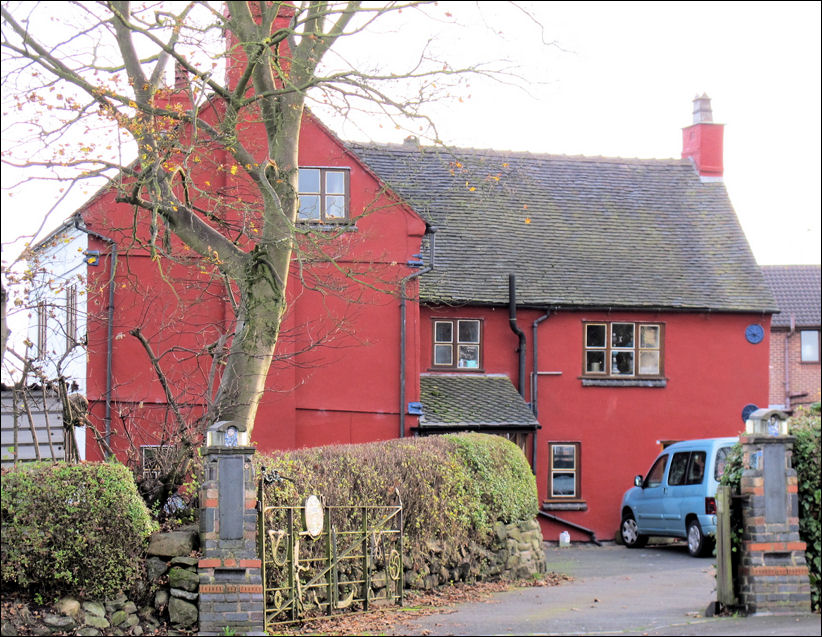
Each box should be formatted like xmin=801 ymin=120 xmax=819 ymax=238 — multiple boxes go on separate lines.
xmin=145 ymin=527 xmax=200 ymax=630
xmin=403 ymin=518 xmax=546 ymax=591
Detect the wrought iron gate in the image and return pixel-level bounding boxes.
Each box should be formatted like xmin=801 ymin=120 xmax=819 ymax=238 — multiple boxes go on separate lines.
xmin=258 ymin=478 xmax=403 ymax=629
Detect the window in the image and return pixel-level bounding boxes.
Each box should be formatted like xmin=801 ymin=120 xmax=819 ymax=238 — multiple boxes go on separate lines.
xmin=668 ymin=451 xmax=706 ymax=486
xmin=644 ymin=453 xmax=668 ymax=488
xmin=583 ymin=322 xmax=664 ymax=377
xmin=432 ymin=319 xmax=481 ymax=369
xmin=800 ymin=330 xmax=820 ymax=363
xmin=298 ymin=167 xmax=349 ymax=222
xmin=548 ymin=442 xmax=580 ymax=499
xmin=65 ymin=285 xmax=78 ymax=350
xmin=36 ymin=302 xmax=48 ymax=360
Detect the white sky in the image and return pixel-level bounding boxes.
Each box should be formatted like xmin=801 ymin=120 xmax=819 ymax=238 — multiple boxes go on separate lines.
xmin=2 ymin=0 xmax=820 ymax=266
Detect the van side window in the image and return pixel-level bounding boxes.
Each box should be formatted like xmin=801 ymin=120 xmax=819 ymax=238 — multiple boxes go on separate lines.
xmin=685 ymin=451 xmax=706 ymax=484
xmin=714 ymin=446 xmax=732 ymax=481
xmin=668 ymin=452 xmax=690 ymax=485
xmin=645 ymin=454 xmax=668 ymax=488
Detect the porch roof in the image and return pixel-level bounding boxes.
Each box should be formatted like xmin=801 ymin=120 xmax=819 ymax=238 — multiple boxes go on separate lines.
xmin=417 ymin=374 xmax=538 ymax=431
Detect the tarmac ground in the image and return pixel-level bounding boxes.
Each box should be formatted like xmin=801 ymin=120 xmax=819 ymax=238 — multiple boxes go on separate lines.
xmin=390 ymin=542 xmax=820 ymax=636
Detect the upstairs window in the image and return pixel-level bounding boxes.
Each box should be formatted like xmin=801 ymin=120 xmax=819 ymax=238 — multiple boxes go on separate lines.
xmin=432 ymin=319 xmax=482 ymax=369
xmin=65 ymin=284 xmax=78 ymax=350
xmin=36 ymin=302 xmax=48 ymax=360
xmin=800 ymin=330 xmax=820 ymax=363
xmin=583 ymin=322 xmax=664 ymax=377
xmin=298 ymin=167 xmax=349 ymax=222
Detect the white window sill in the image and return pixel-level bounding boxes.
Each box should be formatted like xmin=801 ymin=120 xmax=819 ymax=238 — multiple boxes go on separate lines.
xmin=581 ymin=378 xmax=667 ymax=388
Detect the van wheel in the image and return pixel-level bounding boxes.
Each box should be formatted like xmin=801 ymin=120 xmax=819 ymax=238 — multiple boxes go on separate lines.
xmin=620 ymin=513 xmax=648 ymax=548
xmin=687 ymin=519 xmax=713 ymax=557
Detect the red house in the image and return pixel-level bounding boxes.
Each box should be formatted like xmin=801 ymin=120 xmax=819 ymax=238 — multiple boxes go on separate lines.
xmin=27 ymin=91 xmax=775 ymax=542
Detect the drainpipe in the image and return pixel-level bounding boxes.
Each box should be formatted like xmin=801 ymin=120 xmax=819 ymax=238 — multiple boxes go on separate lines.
xmin=74 ymin=217 xmax=117 ymax=455
xmin=784 ymin=313 xmax=794 ymax=409
xmin=508 ymin=274 xmax=526 ymax=398
xmin=538 ymin=510 xmax=602 ymax=546
xmin=530 ymin=310 xmax=551 ymax=473
xmin=531 ymin=310 xmax=551 ymax=419
xmin=399 ymin=227 xmax=436 ymax=438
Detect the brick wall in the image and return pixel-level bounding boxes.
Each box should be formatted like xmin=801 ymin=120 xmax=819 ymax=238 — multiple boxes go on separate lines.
xmin=768 ymin=329 xmax=821 ymax=408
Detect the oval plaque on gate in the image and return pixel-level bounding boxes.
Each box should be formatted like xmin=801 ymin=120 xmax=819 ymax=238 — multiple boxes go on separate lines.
xmin=303 ymin=495 xmax=324 ymax=538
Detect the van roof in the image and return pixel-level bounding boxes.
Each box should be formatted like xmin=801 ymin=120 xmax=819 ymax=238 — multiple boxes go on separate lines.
xmin=664 ymin=437 xmax=738 ymax=451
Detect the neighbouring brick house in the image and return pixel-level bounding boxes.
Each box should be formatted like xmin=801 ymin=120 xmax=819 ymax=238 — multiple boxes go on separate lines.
xmin=762 ymin=265 xmax=821 ymax=410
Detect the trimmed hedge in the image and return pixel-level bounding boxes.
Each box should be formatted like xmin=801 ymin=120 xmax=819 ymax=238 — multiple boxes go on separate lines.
xmin=255 ymin=433 xmax=538 ymax=553
xmin=1 ymin=462 xmax=157 ymax=600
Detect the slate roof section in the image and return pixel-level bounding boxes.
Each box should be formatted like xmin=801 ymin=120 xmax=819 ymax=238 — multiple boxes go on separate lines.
xmin=348 ymin=143 xmax=777 ymax=313
xmin=762 ymin=265 xmax=821 ymax=328
xmin=418 ymin=374 xmax=538 ymax=429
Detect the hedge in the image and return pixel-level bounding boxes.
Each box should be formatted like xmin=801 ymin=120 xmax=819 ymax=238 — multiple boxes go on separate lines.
xmin=1 ymin=462 xmax=157 ymax=600
xmin=255 ymin=433 xmax=538 ymax=555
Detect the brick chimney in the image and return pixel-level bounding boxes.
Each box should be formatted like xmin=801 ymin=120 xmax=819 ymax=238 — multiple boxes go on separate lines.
xmin=681 ymin=94 xmax=724 ymax=180
xmin=224 ymin=2 xmax=295 ymax=92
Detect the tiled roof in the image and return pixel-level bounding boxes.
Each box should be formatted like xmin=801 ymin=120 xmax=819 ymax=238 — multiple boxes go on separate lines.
xmin=762 ymin=265 xmax=821 ymax=328
xmin=418 ymin=374 xmax=538 ymax=429
xmin=348 ymin=143 xmax=777 ymax=312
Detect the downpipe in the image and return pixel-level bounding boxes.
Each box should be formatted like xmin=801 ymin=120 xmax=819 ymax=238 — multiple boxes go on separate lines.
xmin=399 ymin=227 xmax=436 ymax=438
xmin=74 ymin=216 xmax=117 ymax=455
xmin=538 ymin=510 xmax=603 ymax=546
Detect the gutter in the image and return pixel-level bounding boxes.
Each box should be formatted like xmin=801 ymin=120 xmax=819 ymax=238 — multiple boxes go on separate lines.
xmin=74 ymin=217 xmax=117 ymax=455
xmin=538 ymin=510 xmax=603 ymax=546
xmin=399 ymin=227 xmax=436 ymax=438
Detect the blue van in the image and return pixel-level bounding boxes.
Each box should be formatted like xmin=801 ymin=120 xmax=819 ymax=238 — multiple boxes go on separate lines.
xmin=619 ymin=437 xmax=737 ymax=557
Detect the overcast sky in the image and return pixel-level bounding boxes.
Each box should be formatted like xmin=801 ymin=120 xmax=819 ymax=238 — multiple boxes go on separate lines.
xmin=2 ymin=1 xmax=820 ymax=266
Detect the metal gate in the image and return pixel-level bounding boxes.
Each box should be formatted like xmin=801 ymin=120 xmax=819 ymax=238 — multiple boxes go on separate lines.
xmin=258 ymin=477 xmax=403 ymax=629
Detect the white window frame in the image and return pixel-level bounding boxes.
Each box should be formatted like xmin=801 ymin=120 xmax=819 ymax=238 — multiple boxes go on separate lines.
xmin=548 ymin=442 xmax=580 ymax=499
xmin=800 ymin=330 xmax=820 ymax=363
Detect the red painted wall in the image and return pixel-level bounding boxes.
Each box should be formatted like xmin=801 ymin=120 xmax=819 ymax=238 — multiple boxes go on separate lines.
xmin=419 ymin=306 xmax=771 ymax=541
xmin=80 ymin=114 xmax=426 ymax=461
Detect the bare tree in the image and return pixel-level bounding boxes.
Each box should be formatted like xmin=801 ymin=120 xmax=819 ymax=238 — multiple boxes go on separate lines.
xmin=1 ymin=1 xmax=535 ymax=440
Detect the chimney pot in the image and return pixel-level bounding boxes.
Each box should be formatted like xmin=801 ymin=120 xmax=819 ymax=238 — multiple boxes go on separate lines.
xmin=692 ymin=93 xmax=714 ymax=123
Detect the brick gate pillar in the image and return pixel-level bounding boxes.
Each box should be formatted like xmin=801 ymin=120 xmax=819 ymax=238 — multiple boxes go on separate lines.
xmin=738 ymin=427 xmax=811 ymax=614
xmin=198 ymin=421 xmax=264 ymax=635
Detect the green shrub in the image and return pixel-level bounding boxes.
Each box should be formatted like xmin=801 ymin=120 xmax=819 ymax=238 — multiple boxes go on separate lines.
xmin=1 ymin=461 xmax=158 ymax=599
xmin=790 ymin=403 xmax=821 ymax=611
xmin=444 ymin=432 xmax=538 ymax=531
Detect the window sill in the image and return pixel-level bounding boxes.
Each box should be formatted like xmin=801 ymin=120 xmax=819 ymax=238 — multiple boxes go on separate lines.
xmin=580 ymin=378 xmax=667 ymax=388
xmin=428 ymin=367 xmax=486 ymax=373
xmin=542 ymin=501 xmax=588 ymax=512
xmin=297 ymin=222 xmax=357 ymax=232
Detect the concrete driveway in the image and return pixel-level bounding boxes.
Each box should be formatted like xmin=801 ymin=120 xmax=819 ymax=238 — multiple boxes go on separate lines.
xmin=389 ymin=542 xmax=820 ymax=636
